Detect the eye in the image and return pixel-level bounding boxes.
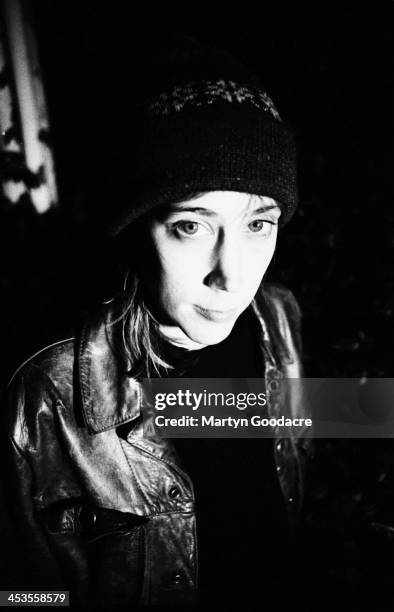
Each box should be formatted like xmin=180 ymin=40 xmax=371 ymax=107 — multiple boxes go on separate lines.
xmin=172 ymin=220 xmax=210 ymax=238
xmin=248 ymin=219 xmax=276 ymax=235
xmin=177 ymin=221 xmax=199 ymax=235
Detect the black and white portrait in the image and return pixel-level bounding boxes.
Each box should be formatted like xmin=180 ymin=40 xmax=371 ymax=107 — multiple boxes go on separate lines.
xmin=0 ymin=2 xmax=392 ymax=609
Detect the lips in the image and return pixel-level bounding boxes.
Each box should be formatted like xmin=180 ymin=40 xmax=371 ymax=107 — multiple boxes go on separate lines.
xmin=194 ymin=305 xmax=237 ymax=322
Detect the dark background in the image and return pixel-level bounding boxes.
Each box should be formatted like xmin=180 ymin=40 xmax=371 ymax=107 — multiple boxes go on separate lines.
xmin=0 ymin=2 xmax=393 ymax=606
xmin=1 ymin=1 xmax=392 ymax=383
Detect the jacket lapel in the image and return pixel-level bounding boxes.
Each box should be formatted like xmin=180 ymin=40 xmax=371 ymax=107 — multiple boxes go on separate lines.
xmin=78 ymin=307 xmax=141 ymax=434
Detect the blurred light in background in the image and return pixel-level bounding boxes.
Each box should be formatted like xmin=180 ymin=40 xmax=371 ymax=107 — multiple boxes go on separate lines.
xmin=0 ymin=0 xmax=57 ymax=213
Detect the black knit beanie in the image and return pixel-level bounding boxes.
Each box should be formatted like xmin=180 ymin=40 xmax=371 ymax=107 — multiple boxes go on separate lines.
xmin=109 ymin=36 xmax=298 ymax=236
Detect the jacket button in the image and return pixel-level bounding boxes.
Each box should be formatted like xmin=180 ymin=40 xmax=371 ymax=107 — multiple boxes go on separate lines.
xmin=288 ymin=497 xmax=294 ymax=504
xmin=276 ymin=464 xmax=282 ymax=473
xmin=276 ymin=441 xmax=282 ymax=452
xmin=79 ymin=506 xmax=97 ymax=529
xmin=169 ymin=486 xmax=181 ymax=499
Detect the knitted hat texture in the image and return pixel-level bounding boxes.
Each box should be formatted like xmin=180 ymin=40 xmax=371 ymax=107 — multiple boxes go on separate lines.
xmin=110 ymin=37 xmax=298 ymax=235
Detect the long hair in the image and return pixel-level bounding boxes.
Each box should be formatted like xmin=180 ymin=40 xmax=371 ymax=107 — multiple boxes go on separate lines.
xmin=109 ymin=272 xmax=172 ymax=378
xmin=103 ymin=216 xmax=173 ymax=379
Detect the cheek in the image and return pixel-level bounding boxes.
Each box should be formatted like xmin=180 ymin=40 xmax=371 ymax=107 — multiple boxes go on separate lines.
xmin=244 ymin=241 xmax=276 ymax=286
xmin=157 ymin=253 xmax=202 ymax=308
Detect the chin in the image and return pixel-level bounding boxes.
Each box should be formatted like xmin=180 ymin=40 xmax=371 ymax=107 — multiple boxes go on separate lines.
xmin=184 ymin=319 xmax=236 ymax=347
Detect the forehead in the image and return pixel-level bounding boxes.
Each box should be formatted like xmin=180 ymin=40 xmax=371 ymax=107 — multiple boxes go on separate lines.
xmin=164 ymin=191 xmax=280 ymax=217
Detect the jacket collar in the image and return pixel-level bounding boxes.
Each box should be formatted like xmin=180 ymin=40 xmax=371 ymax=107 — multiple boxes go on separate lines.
xmin=78 ymin=307 xmax=141 ymax=434
xmin=77 ymin=298 xmax=277 ymax=435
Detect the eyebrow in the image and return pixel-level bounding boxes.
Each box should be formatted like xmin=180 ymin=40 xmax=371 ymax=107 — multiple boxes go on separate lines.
xmin=250 ymin=206 xmax=281 ymax=215
xmin=166 ymin=204 xmax=281 ymax=217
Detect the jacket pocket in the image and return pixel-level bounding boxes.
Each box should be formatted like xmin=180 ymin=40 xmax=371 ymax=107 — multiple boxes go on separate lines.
xmin=40 ymin=499 xmax=149 ymax=604
xmin=41 ymin=498 xmax=148 ymax=541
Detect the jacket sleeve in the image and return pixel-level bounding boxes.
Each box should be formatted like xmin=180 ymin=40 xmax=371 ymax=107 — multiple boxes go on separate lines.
xmin=0 ymin=369 xmax=65 ymax=590
xmin=261 ymin=283 xmax=314 ymax=471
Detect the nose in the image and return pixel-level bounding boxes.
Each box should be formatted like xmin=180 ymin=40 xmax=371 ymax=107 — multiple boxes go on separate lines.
xmin=204 ymin=230 xmax=242 ymax=292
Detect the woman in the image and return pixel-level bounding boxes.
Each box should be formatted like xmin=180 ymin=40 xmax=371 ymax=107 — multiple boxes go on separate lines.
xmin=2 ymin=37 xmax=309 ymax=605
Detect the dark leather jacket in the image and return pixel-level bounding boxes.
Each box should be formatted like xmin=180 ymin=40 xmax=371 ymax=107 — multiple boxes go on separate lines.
xmin=2 ymin=283 xmax=309 ymax=605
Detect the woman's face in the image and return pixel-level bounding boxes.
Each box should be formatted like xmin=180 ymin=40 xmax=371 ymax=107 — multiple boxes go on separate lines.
xmin=147 ymin=191 xmax=281 ymax=349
